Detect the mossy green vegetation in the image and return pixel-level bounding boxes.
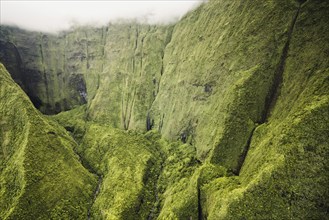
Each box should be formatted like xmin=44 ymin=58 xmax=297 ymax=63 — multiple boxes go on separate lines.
xmin=87 ymin=24 xmax=173 ymax=130
xmin=199 ymin=1 xmax=329 ymax=219
xmin=65 ymin=122 xmax=201 ymax=220
xmin=0 ymin=0 xmax=328 ymax=219
xmin=149 ymin=0 xmax=299 ymax=167
xmin=50 ymin=106 xmax=203 ymax=219
xmin=77 ymin=124 xmax=162 ymax=219
xmin=50 ymin=104 xmax=88 ymax=142
xmin=155 ymin=142 xmax=199 ymax=219
xmin=0 ymin=27 xmax=90 ymax=114
xmin=0 ymin=63 xmax=97 ymax=219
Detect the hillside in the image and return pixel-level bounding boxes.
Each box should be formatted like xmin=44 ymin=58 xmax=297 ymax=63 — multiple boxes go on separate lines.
xmin=0 ymin=0 xmax=328 ymax=219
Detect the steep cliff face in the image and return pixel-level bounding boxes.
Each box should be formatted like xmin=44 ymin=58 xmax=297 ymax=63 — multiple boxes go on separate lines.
xmin=87 ymin=24 xmax=173 ymax=130
xmin=0 ymin=27 xmax=90 ymax=114
xmin=149 ymin=0 xmax=299 ymax=170
xmin=0 ymin=24 xmax=172 ymax=130
xmin=0 ymin=0 xmax=328 ymax=219
xmin=201 ymin=1 xmax=329 ymax=219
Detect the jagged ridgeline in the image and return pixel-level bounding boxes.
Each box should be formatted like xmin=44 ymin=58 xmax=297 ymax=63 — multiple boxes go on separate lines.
xmin=0 ymin=0 xmax=328 ymax=219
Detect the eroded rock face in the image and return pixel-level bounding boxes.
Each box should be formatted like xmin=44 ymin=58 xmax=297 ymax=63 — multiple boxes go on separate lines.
xmin=150 ymin=0 xmax=299 ymax=167
xmin=0 ymin=40 xmax=24 ymax=88
xmin=0 ymin=24 xmax=172 ymax=122
xmin=0 ymin=0 xmax=329 ymax=219
xmin=0 ymin=27 xmax=92 ymax=114
xmin=87 ymin=24 xmax=173 ymax=130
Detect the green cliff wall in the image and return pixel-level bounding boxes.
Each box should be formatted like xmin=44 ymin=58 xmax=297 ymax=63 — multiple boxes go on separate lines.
xmin=0 ymin=0 xmax=328 ymax=219
xmin=0 ymin=27 xmax=89 ymax=114
xmin=149 ymin=0 xmax=298 ymax=169
xmin=0 ymin=23 xmax=171 ymax=122
xmin=87 ymin=24 xmax=173 ymax=130
xmin=201 ymin=1 xmax=329 ymax=219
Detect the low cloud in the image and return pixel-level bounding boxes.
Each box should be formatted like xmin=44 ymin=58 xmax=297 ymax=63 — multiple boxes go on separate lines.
xmin=0 ymin=0 xmax=206 ymax=33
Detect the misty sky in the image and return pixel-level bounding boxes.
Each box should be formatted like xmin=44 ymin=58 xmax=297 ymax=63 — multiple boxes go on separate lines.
xmin=0 ymin=0 xmax=205 ymax=33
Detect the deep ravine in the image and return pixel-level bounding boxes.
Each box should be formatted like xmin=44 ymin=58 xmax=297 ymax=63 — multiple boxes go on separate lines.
xmin=146 ymin=148 xmax=166 ymax=220
xmin=88 ymin=176 xmax=102 ymax=220
xmin=72 ymin=148 xmax=102 ymax=219
xmin=147 ymin=163 xmax=163 ymax=220
xmin=197 ymin=187 xmax=203 ymax=220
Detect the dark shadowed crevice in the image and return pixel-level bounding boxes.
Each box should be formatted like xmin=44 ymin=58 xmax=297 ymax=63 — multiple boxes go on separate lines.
xmin=132 ymin=26 xmax=139 ymax=76
xmin=132 ymin=56 xmax=136 ymax=75
xmin=140 ymin=36 xmax=145 ymax=76
xmin=87 ymin=176 xmax=102 ymax=220
xmin=158 ymin=113 xmax=165 ymax=133
xmin=121 ymin=92 xmax=127 ymax=130
xmin=0 ymin=40 xmax=46 ymax=111
xmin=146 ymin=111 xmax=154 ymax=131
xmin=39 ymin=36 xmax=50 ymax=105
xmin=63 ymin=35 xmax=66 ymax=77
xmin=85 ymin=31 xmax=90 ymax=69
xmin=198 ymin=187 xmax=203 ymax=220
xmin=73 ymin=149 xmax=102 ymax=220
xmin=262 ymin=4 xmax=302 ymax=122
xmin=77 ymin=76 xmax=88 ymax=104
xmin=135 ymin=26 xmax=139 ymax=51
xmin=235 ymin=3 xmax=302 ymax=176
xmin=297 ymin=0 xmax=307 ymax=4
xmin=102 ymin=27 xmax=108 ymax=61
xmin=0 ymin=40 xmax=25 ymax=88
xmin=234 ymin=127 xmax=256 ymax=176
xmin=146 ymin=153 xmax=165 ymax=220
xmin=146 ymin=27 xmax=174 ymax=132
xmin=146 ymin=178 xmax=160 ymax=219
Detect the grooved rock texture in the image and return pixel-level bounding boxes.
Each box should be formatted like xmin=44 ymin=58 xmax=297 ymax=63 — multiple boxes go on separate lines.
xmin=149 ymin=0 xmax=298 ymax=169
xmin=87 ymin=24 xmax=173 ymax=130
xmin=0 ymin=0 xmax=328 ymax=219
xmin=0 ymin=28 xmax=91 ymax=114
xmin=0 ymin=24 xmax=172 ymax=124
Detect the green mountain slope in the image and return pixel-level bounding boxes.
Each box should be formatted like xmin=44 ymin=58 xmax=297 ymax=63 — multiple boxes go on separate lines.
xmin=0 ymin=0 xmax=328 ymax=219
xmin=0 ymin=64 xmax=97 ymax=219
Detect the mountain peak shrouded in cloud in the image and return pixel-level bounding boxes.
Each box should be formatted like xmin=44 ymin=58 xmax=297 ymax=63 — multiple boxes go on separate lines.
xmin=0 ymin=0 xmax=206 ymax=33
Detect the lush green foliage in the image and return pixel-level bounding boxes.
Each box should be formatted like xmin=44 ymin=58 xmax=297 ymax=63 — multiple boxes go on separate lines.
xmin=0 ymin=64 xmax=97 ymax=219
xmin=200 ymin=1 xmax=329 ymax=219
xmin=77 ymin=124 xmax=161 ymax=219
xmin=0 ymin=0 xmax=328 ymax=219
